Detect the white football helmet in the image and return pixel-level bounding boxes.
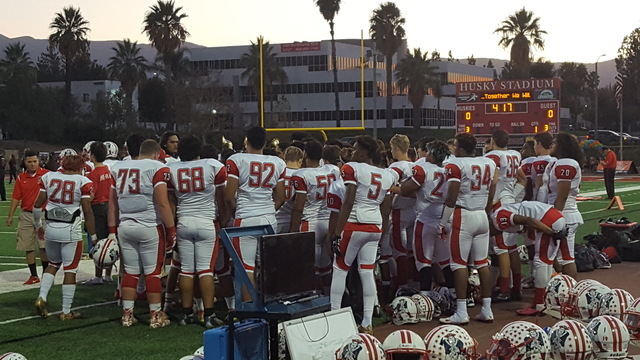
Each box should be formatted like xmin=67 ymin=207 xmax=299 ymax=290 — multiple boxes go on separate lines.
xmin=0 ymin=354 xmax=27 ymax=360
xmin=549 ymin=320 xmax=593 ymax=360
xmin=58 ymin=148 xmax=77 ymax=159
xmin=486 ymin=321 xmax=551 ymax=360
xmin=83 ymin=141 xmax=95 ymax=154
xmin=104 ymin=141 xmax=119 ymax=159
xmin=587 ymin=315 xmax=630 ymax=359
xmin=422 ymin=290 xmax=444 ymax=318
xmin=545 ymin=274 xmax=577 ymax=311
xmin=390 ymin=296 xmax=419 ymax=325
xmin=623 ymin=297 xmax=640 ymax=344
xmin=424 ymin=325 xmax=478 ymax=360
xmin=383 ymin=330 xmax=427 ymax=359
xmin=193 ymin=346 xmax=204 ymax=357
xmin=518 ymin=244 xmax=529 ymax=263
xmin=411 ymin=294 xmax=436 ymax=322
xmin=432 ymin=286 xmax=455 ymax=313
xmin=598 ymin=289 xmax=634 ymax=320
xmin=90 ymin=238 xmax=119 ymax=268
xmin=336 ymin=334 xmax=386 ymax=360
xmin=563 ymin=282 xmax=610 ymax=321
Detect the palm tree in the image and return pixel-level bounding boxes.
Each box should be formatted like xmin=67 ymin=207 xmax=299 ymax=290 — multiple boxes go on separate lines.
xmin=0 ymin=42 xmax=36 ymax=84
xmin=107 ymin=39 xmax=148 ymax=127
xmin=49 ymin=6 xmax=90 ymax=116
xmin=395 ymin=48 xmax=436 ymax=130
xmin=143 ymin=0 xmax=189 ymax=79
xmin=370 ymin=2 xmax=406 ymax=128
xmin=494 ymin=7 xmax=546 ymax=79
xmin=432 ymin=81 xmax=444 ymax=129
xmin=155 ymin=47 xmax=191 ymax=81
xmin=241 ymin=37 xmax=288 ymax=126
xmin=315 ymin=0 xmax=341 ymax=127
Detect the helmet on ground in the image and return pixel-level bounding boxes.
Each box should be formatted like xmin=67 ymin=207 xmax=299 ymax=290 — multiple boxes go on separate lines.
xmin=623 ymin=297 xmax=640 ymax=343
xmin=422 ymin=290 xmax=444 ymax=318
xmin=432 ymin=286 xmax=455 ymax=313
xmin=411 ymin=294 xmax=436 ymax=322
xmin=549 ymin=320 xmax=593 ymax=360
xmin=0 ymin=354 xmax=27 ymax=360
xmin=59 ymin=148 xmax=77 ymax=159
xmin=336 ymin=334 xmax=385 ymax=360
xmin=518 ymin=245 xmax=529 ymax=263
xmin=383 ymin=329 xmax=427 ymax=359
xmin=104 ymin=141 xmax=119 ymax=159
xmin=564 ymin=282 xmax=610 ymax=321
xmin=559 ymin=279 xmax=599 ymax=318
xmin=586 ymin=315 xmax=630 ymax=359
xmin=545 ymin=274 xmax=577 ymax=310
xmin=599 ymin=289 xmax=634 ymax=320
xmin=424 ymin=325 xmax=478 ymax=360
xmin=486 ymin=321 xmax=551 ymax=360
xmin=395 ymin=287 xmax=419 ymax=298
xmin=390 ymin=296 xmax=419 ymax=325
xmin=193 ymin=347 xmax=204 ymax=357
xmin=83 ymin=141 xmax=95 ymax=154
xmin=90 ymin=238 xmax=119 ymax=268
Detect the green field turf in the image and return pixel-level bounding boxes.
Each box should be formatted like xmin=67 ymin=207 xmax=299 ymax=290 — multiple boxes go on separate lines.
xmin=1 ymin=179 xmax=639 ymax=359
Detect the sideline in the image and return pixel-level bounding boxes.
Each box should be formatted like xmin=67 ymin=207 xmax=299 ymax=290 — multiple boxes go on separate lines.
xmin=579 ymin=185 xmax=640 ymax=197
xmin=0 ymin=300 xmax=116 ymax=325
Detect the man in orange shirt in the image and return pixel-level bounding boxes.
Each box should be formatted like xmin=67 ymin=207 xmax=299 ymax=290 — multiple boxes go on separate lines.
xmin=600 ymin=146 xmax=617 ymax=199
xmin=6 ymin=149 xmax=50 ymax=285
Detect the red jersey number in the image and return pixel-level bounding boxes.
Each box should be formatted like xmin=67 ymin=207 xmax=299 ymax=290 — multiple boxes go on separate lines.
xmin=283 ymin=176 xmax=293 ymax=200
xmin=49 ymin=179 xmax=75 ymax=205
xmin=177 ymin=167 xmax=205 ymax=193
xmin=248 ymin=162 xmax=275 ymax=188
xmin=470 ymin=165 xmax=492 ymax=191
xmin=368 ymin=173 xmax=383 ymax=200
xmin=117 ymin=169 xmax=141 ymax=195
xmin=430 ymin=172 xmax=445 ymax=197
xmin=506 ymin=156 xmax=519 ymax=178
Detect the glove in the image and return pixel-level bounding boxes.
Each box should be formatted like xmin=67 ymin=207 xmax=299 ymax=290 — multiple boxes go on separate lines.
xmin=107 ymin=232 xmax=117 ymax=243
xmin=165 ymin=226 xmax=177 ymax=252
xmin=90 ymin=234 xmax=98 ymax=246
xmin=331 ymin=234 xmax=342 ymax=256
xmin=551 ymin=228 xmax=568 ymax=242
xmin=436 ymin=225 xmax=448 ymax=241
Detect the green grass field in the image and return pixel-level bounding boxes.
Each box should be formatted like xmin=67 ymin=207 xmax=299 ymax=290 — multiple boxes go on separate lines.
xmin=1 ymin=179 xmax=639 ymax=358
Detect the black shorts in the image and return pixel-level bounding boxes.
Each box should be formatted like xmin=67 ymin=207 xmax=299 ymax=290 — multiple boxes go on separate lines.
xmin=91 ymin=202 xmax=109 ymax=240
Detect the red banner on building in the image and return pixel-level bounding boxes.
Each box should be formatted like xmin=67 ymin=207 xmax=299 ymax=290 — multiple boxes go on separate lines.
xmin=280 ymin=42 xmax=321 ymax=53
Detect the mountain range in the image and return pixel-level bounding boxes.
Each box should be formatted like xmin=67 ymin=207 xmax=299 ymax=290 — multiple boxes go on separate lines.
xmin=0 ymin=33 xmax=618 ymax=87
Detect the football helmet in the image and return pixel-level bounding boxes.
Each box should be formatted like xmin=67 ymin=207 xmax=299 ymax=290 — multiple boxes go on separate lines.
xmin=90 ymin=238 xmax=119 ymax=269
xmin=545 ymin=274 xmax=577 ymax=311
xmin=58 ymin=148 xmax=77 ymax=159
xmin=411 ymin=294 xmax=436 ymax=322
xmin=336 ymin=334 xmax=385 ymax=360
xmin=432 ymin=286 xmax=455 ymax=313
xmin=549 ymin=320 xmax=593 ymax=360
xmin=83 ymin=141 xmax=95 ymax=154
xmin=598 ymin=289 xmax=634 ymax=320
xmin=518 ymin=244 xmax=529 ymax=263
xmin=623 ymin=297 xmax=640 ymax=343
xmin=487 ymin=321 xmax=551 ymax=360
xmin=104 ymin=141 xmax=119 ymax=159
xmin=562 ymin=282 xmax=610 ymax=321
xmin=193 ymin=346 xmax=204 ymax=357
xmin=390 ymin=296 xmax=419 ymax=325
xmin=586 ymin=315 xmax=630 ymax=359
xmin=395 ymin=287 xmax=419 ymax=298
xmin=0 ymin=354 xmax=27 ymax=360
xmin=421 ymin=290 xmax=444 ymax=318
xmin=383 ymin=329 xmax=427 ymax=359
xmin=424 ymin=325 xmax=478 ymax=360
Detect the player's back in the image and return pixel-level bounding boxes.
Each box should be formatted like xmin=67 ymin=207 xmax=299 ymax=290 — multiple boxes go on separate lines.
xmin=342 ymin=162 xmax=398 ymax=225
xmin=445 ymin=156 xmax=496 ymax=211
xmin=291 ymin=165 xmax=339 ymax=221
xmin=226 ymin=153 xmax=286 ymax=219
xmin=103 ymin=158 xmax=119 ymax=170
xmin=547 ymin=158 xmax=581 ymax=213
xmin=532 ymin=155 xmax=554 ymax=180
xmin=40 ymin=171 xmax=93 ymax=215
xmin=412 ymin=162 xmax=448 ymax=221
xmin=168 ymin=158 xmax=226 ymax=220
xmin=111 ymin=158 xmax=169 ymax=227
xmin=327 ymin=177 xmax=345 ymax=213
xmin=275 ymin=167 xmax=298 ymax=226
xmin=389 ymin=160 xmax=416 ymax=210
xmin=485 ymin=149 xmax=521 ymax=203
xmin=520 ymin=156 xmax=535 ymax=180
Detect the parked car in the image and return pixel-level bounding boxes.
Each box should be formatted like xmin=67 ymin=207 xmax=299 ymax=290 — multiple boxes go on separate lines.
xmin=586 ymin=130 xmax=638 ymax=145
xmin=620 ymin=132 xmax=640 ymax=144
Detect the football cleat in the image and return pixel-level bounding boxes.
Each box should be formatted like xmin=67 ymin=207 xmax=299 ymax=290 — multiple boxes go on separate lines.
xmin=121 ymin=308 xmax=137 ymax=327
xmin=204 ymin=315 xmax=224 ymax=329
xmin=59 ymin=312 xmax=81 ymax=320
xmin=178 ymin=312 xmax=196 ymax=326
xmin=149 ymin=310 xmax=170 ymax=329
xmin=24 ymin=276 xmax=40 ymax=285
xmin=35 ymin=297 xmax=48 ymax=318
xmin=357 ymin=325 xmax=374 ymax=335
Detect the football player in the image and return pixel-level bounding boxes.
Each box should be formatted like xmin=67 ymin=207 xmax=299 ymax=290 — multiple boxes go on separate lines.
xmin=34 ymin=154 xmax=96 ymax=320
xmin=167 ymin=136 xmax=227 ymax=328
xmin=275 ymin=146 xmax=304 ymax=233
xmin=532 ymin=132 xmax=555 ymax=202
xmin=330 ymin=135 xmax=398 ymax=334
xmin=159 ymin=131 xmax=180 ymax=163
xmin=439 ymin=133 xmax=498 ymax=325
xmin=225 ymin=127 xmax=286 ymax=293
xmin=108 ymin=139 xmax=176 ymax=328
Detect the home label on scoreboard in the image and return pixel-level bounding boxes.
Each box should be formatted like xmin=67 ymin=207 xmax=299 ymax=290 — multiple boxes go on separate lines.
xmin=456 ymin=78 xmax=561 ymax=135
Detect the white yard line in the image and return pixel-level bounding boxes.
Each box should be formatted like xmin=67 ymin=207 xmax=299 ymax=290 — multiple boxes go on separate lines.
xmin=0 ymin=300 xmax=116 ymax=325
xmin=580 ymin=201 xmax=640 ymax=215
xmin=0 ymin=263 xmax=24 ymax=266
xmin=579 ymin=185 xmax=640 ymax=197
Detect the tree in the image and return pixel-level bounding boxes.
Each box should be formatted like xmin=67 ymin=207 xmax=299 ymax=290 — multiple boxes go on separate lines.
xmin=154 ymin=47 xmax=191 ymax=81
xmin=447 ymin=50 xmax=455 ymax=62
xmin=467 ymin=54 xmax=476 ymax=65
xmin=617 ymin=27 xmax=640 ymax=131
xmin=138 ymin=76 xmax=168 ymax=131
xmin=530 ymin=58 xmax=555 ymax=79
xmin=0 ymin=42 xmax=36 ymax=86
xmin=108 ymin=39 xmax=148 ymax=128
xmin=500 ymin=61 xmax=514 ymax=79
xmin=395 ymin=48 xmax=436 ymax=130
xmin=558 ymin=62 xmax=589 ymax=129
xmin=314 ymin=0 xmax=342 ymax=127
xmin=431 ymin=50 xmax=441 ymax=61
xmin=432 ymin=82 xmax=444 ymax=129
xmin=241 ymin=37 xmax=288 ymax=126
xmin=370 ymin=1 xmax=406 ymax=128
xmin=37 ymin=45 xmax=64 ymax=82
xmin=49 ymin=6 xmax=90 ymax=116
xmin=494 ymin=7 xmax=546 ymax=79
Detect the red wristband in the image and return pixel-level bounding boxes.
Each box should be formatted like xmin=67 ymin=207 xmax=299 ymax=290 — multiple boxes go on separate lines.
xmin=109 ymin=226 xmax=117 ymax=234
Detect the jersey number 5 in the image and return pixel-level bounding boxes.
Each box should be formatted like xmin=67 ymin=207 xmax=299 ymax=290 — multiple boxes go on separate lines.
xmin=49 ymin=179 xmax=75 ymax=204
xmin=249 ymin=162 xmax=275 ymax=188
xmin=368 ymin=173 xmax=382 ymax=199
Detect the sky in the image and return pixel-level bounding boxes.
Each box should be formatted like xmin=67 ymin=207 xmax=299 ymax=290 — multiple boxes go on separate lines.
xmin=2 ymin=0 xmax=640 ymax=64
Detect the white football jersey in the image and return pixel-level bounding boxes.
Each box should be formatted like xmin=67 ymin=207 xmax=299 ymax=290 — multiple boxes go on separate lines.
xmin=341 ymin=162 xmax=398 ymax=225
xmin=485 ymin=149 xmax=521 ymax=204
xmin=167 ymin=159 xmax=226 ymax=221
xmin=547 ymin=158 xmax=582 ymax=223
xmin=520 ymin=156 xmax=535 ymax=180
xmin=327 ymin=177 xmax=345 ymax=213
xmin=492 ymin=201 xmax=557 ymax=233
xmin=411 ymin=162 xmax=448 ymax=222
xmin=532 ymin=155 xmax=555 ymax=199
xmin=445 ymin=156 xmax=496 ymax=211
xmin=226 ymin=153 xmax=286 ymax=219
xmin=39 ymin=172 xmax=93 ymax=215
xmin=442 ymin=154 xmax=456 ymax=165
xmin=291 ymin=165 xmax=340 ymax=221
xmin=275 ymin=167 xmax=298 ymax=226
xmin=111 ymin=159 xmax=170 ymax=227
xmin=389 ymin=160 xmax=417 ymax=210
xmin=103 ymin=159 xmax=119 ymax=170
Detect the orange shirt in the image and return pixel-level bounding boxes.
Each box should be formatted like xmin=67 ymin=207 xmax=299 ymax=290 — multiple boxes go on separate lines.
xmin=11 ymin=168 xmax=49 ymax=210
xmin=602 ymin=151 xmax=617 ymax=169
xmin=87 ymin=165 xmax=112 ymax=204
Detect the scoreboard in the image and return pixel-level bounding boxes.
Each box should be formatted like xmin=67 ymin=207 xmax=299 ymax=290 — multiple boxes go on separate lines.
xmin=456 ymin=78 xmax=560 ymax=135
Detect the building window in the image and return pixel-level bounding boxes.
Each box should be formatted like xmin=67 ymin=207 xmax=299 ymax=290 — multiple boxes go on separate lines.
xmin=83 ymin=93 xmax=90 ymax=102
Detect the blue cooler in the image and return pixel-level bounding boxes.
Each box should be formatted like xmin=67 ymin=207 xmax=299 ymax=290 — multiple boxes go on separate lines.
xmin=203 ymin=319 xmax=268 ymax=360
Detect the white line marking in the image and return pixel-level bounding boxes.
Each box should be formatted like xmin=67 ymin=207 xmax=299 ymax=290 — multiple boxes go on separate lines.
xmin=0 ymin=256 xmax=24 ymax=259
xmin=0 ymin=263 xmax=24 ymax=266
xmin=579 ymin=185 xmax=640 ymax=197
xmin=580 ymin=201 xmax=640 ymax=215
xmin=0 ymin=300 xmax=116 ymax=325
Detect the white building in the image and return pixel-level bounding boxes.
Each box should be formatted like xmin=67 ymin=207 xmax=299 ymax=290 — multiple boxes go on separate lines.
xmin=189 ymin=39 xmax=494 ymax=129
xmin=38 ymin=80 xmax=134 ymax=114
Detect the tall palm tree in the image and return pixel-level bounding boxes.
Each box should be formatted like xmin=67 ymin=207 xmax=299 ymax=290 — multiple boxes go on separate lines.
xmin=432 ymin=81 xmax=444 ymax=129
xmin=494 ymin=7 xmax=546 ymax=79
xmin=0 ymin=42 xmax=36 ymax=84
xmin=395 ymin=48 xmax=435 ymax=130
xmin=107 ymin=39 xmax=148 ymax=127
xmin=370 ymin=2 xmax=406 ymax=128
xmin=143 ymin=0 xmax=189 ymax=79
xmin=49 ymin=6 xmax=90 ymax=116
xmin=315 ymin=0 xmax=342 ymax=127
xmin=241 ymin=37 xmax=288 ymax=126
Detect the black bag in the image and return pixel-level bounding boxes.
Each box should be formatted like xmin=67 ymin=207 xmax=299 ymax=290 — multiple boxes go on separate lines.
xmin=620 ymin=240 xmax=640 ymax=262
xmin=605 ymin=230 xmax=634 ymax=252
xmin=588 ymin=246 xmax=611 ymax=269
xmin=575 ymin=244 xmax=595 ymax=272
xmin=584 ymin=233 xmax=607 ymax=250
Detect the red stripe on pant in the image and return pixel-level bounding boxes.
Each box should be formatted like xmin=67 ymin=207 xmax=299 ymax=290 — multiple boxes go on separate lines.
xmin=539 ymin=234 xmax=554 ymax=265
xmin=301 ymin=221 xmax=309 ymax=232
xmin=231 ymin=218 xmax=254 ymax=271
xmin=496 ymin=233 xmax=516 ymax=251
xmin=336 ymin=222 xmax=381 ymax=271
xmin=450 ymin=208 xmax=466 ymax=267
xmin=413 ymin=221 xmax=432 ymax=266
xmin=559 ymin=237 xmax=573 ymax=261
xmin=67 ymin=241 xmax=84 ymax=272
xmin=540 ymin=208 xmax=563 ymax=227
xmin=392 ymin=209 xmax=407 ymax=254
xmin=147 ymin=225 xmax=166 ymax=293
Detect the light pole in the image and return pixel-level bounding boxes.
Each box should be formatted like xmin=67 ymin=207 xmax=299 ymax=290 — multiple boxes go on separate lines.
xmin=366 ymin=48 xmax=382 ymax=139
xmin=594 ymin=53 xmax=606 ymax=140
